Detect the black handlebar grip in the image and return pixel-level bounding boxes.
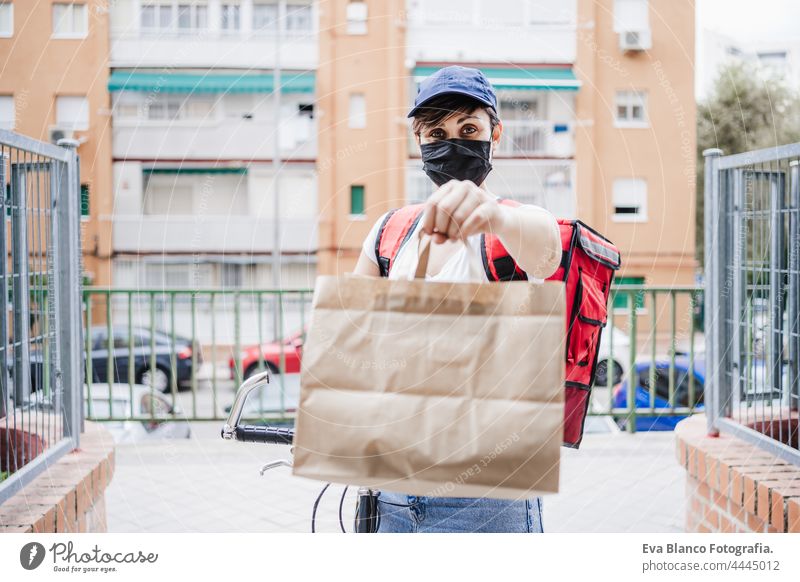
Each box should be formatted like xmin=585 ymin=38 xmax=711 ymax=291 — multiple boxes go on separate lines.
xmin=235 ymin=425 xmax=294 ymax=445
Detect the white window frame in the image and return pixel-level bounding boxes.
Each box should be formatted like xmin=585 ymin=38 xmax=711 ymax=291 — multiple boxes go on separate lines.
xmin=55 ymin=95 xmax=90 ymax=131
xmin=52 ymin=2 xmax=88 ymax=39
xmin=285 ymin=1 xmax=313 ymax=34
xmin=141 ymin=1 xmax=210 ymax=35
xmin=614 ymin=90 xmax=648 ymax=128
xmin=220 ymin=1 xmax=241 ymax=33
xmin=611 ymin=178 xmax=648 ymax=223
xmin=252 ymin=0 xmax=279 ymax=35
xmin=348 ymin=93 xmax=366 ymax=129
xmin=0 ymin=95 xmax=14 ymax=130
xmin=0 ymin=2 xmax=13 ymax=38
xmin=346 ymin=1 xmax=368 ymax=35
xmin=177 ymin=2 xmax=208 ymax=32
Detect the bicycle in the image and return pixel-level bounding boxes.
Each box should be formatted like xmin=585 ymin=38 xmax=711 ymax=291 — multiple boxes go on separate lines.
xmin=221 ymin=369 xmax=412 ymax=533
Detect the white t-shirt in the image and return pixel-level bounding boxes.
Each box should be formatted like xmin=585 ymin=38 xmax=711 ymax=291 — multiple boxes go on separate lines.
xmin=361 ymin=199 xmax=548 ymax=284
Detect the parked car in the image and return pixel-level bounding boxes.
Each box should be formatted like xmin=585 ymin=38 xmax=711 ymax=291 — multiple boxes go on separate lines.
xmin=229 ymin=327 xmax=305 ymax=381
xmin=84 ymin=383 xmax=192 ymax=444
xmin=612 ymin=356 xmax=706 ymax=432
xmin=594 ymin=325 xmax=630 ymax=387
xmin=229 ymin=323 xmax=628 ymax=387
xmin=89 ymin=326 xmax=201 ymax=393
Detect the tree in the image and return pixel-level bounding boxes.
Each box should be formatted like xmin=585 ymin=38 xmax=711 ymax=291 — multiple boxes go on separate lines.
xmin=696 ymin=60 xmax=800 ymax=266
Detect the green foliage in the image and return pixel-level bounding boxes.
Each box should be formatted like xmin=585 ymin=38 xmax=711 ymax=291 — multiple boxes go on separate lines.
xmin=696 ymin=60 xmax=800 ymax=266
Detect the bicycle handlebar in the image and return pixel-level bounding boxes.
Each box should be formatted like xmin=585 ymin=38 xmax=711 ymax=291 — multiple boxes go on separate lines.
xmin=235 ymin=424 xmax=294 ymax=445
xmin=221 ymin=369 xmax=295 ymax=445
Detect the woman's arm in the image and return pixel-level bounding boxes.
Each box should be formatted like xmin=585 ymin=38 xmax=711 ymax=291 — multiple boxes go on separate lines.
xmin=493 ymin=202 xmax=561 ymax=280
xmin=420 ymin=179 xmax=562 ymax=280
xmin=352 ymin=249 xmax=381 ymax=277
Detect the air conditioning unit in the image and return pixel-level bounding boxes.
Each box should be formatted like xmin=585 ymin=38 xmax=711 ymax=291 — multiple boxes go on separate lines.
xmin=619 ymin=29 xmax=651 ymax=52
xmin=48 ymin=127 xmax=75 ymax=144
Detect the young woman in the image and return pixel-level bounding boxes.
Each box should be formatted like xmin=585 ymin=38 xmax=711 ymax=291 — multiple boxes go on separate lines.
xmin=352 ymin=66 xmax=562 ymax=533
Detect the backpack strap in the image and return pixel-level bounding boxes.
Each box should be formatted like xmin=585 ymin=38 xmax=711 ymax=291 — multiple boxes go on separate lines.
xmin=375 ymin=204 xmax=425 ymax=277
xmin=481 ymin=198 xmax=530 ymax=282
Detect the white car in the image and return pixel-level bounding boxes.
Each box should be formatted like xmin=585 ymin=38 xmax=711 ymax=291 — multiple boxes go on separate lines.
xmin=84 ymin=383 xmax=191 ymax=444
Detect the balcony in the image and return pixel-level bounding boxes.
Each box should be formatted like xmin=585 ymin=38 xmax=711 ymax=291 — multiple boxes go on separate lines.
xmin=111 ymin=28 xmax=318 ymax=69
xmin=112 ymin=119 xmax=317 ymax=161
xmin=107 ymin=215 xmax=318 ymax=254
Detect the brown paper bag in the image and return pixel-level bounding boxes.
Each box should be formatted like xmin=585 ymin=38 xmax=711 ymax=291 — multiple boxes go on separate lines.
xmin=292 ymin=232 xmax=566 ymax=499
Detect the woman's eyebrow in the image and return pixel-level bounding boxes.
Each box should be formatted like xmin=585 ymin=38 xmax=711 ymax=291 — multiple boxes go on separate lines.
xmin=431 ymin=115 xmax=481 ymax=129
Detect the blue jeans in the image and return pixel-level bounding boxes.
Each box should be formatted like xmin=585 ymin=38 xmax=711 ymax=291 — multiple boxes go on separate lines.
xmin=376 ymin=491 xmax=544 ymax=533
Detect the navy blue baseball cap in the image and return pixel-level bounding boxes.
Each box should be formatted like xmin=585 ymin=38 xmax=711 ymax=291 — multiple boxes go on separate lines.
xmin=407 ymin=65 xmax=497 ymax=118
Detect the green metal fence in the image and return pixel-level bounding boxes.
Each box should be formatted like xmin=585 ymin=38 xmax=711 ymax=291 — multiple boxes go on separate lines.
xmin=82 ymin=285 xmax=705 ymax=430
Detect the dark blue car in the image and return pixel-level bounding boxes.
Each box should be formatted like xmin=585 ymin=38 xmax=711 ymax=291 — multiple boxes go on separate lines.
xmin=613 ymin=356 xmax=705 ymax=431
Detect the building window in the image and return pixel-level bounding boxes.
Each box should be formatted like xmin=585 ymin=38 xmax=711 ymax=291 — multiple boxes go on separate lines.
xmin=612 ymin=276 xmax=645 ymax=312
xmin=350 ymin=185 xmax=365 ymax=216
xmin=141 ymin=2 xmax=173 ymax=31
xmin=346 ymin=1 xmax=367 ymax=35
xmin=612 ymin=178 xmax=647 ymax=222
xmin=80 ymin=184 xmax=90 ymax=219
xmin=177 ymin=2 xmax=208 ymax=31
xmin=614 ymin=90 xmax=647 ymax=127
xmin=143 ymin=95 xmax=214 ymax=121
xmin=348 ymin=93 xmax=366 ymax=129
xmin=0 ymin=2 xmax=13 ymax=37
xmin=253 ymin=0 xmax=278 ymax=33
xmin=221 ymin=263 xmax=242 ymax=288
xmin=286 ymin=1 xmax=312 ymax=33
xmin=0 ymin=95 xmax=14 ymax=130
xmin=220 ymin=2 xmax=241 ymax=32
xmin=56 ymin=96 xmax=89 ymax=131
xmin=52 ymin=2 xmax=88 ymax=38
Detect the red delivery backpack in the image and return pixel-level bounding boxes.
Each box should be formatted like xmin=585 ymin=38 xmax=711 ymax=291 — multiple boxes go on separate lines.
xmin=374 ymin=198 xmax=621 ymax=448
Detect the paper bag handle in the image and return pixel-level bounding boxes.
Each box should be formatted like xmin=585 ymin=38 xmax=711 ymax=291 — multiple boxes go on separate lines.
xmin=414 ymin=230 xmax=433 ymax=279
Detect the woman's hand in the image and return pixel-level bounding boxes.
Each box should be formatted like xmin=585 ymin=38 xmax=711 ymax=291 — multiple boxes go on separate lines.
xmin=420 ymin=178 xmax=562 ymax=279
xmin=420 ymin=179 xmax=505 ymax=244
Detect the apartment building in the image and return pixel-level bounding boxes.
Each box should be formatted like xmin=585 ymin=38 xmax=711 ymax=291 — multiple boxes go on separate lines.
xmin=317 ymin=0 xmax=697 ymax=312
xmin=0 ymin=0 xmax=114 ymax=285
xmin=108 ymin=0 xmax=319 ymax=291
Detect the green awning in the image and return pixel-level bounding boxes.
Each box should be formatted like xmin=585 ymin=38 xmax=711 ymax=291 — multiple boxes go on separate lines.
xmin=108 ymin=71 xmax=315 ymax=94
xmin=143 ymin=167 xmax=248 ymax=176
xmin=412 ymin=66 xmax=580 ymax=91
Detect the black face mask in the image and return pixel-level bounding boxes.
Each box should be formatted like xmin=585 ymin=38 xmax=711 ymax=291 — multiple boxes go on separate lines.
xmin=419 ymin=138 xmax=493 ymax=187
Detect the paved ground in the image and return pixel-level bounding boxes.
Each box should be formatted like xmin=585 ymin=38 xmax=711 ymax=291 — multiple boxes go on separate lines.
xmin=104 ymin=418 xmax=686 ymax=533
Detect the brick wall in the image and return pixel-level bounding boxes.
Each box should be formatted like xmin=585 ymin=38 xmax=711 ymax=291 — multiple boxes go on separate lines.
xmin=676 ymin=414 xmax=800 ymax=533
xmin=0 ymin=421 xmax=115 ymax=533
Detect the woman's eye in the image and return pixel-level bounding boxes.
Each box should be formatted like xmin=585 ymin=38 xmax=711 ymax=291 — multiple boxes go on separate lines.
xmin=429 ymin=130 xmax=444 ymax=139
xmin=462 ymin=125 xmax=477 ymax=135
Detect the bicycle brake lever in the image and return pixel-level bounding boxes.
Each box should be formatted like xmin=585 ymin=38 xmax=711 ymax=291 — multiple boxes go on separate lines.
xmin=260 ymin=459 xmax=293 ymax=475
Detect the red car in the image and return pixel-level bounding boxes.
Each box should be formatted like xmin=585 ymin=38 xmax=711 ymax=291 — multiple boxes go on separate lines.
xmin=229 ymin=327 xmax=305 ymax=381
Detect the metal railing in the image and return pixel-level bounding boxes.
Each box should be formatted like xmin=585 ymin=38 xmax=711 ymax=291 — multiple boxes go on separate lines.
xmin=704 ymin=145 xmax=800 ymax=465
xmin=82 ymin=284 xmax=705 ymax=431
xmin=0 ymin=130 xmax=84 ymax=504
xmin=82 ymin=288 xmax=313 ymax=423
xmin=593 ymin=285 xmax=705 ymax=433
